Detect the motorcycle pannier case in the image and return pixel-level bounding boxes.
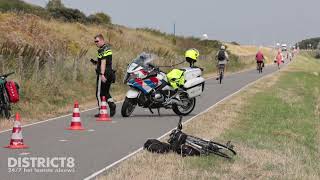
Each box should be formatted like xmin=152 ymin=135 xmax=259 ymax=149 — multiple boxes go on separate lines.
xmin=5 ymin=81 xmax=19 ymax=103
xmin=182 ymin=67 xmax=202 ymax=80
xmin=183 ymin=77 xmax=205 ymax=98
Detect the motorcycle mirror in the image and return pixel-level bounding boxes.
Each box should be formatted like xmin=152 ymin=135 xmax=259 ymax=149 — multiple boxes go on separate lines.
xmin=4 ymin=72 xmax=14 ymax=78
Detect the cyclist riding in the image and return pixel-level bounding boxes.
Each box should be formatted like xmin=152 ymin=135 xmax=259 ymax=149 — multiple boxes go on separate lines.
xmin=255 ymin=49 xmax=265 ymax=72
xmin=185 ymin=48 xmax=200 ymax=67
xmin=215 ymin=45 xmax=229 ymax=80
xmin=275 ymin=50 xmax=282 ymax=69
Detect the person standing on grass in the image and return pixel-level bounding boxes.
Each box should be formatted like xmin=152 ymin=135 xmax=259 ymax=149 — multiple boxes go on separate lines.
xmin=289 ymin=51 xmax=293 ymax=61
xmin=90 ymin=34 xmax=116 ymax=117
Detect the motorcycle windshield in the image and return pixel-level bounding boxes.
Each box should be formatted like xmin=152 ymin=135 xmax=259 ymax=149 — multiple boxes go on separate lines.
xmin=128 ymin=52 xmax=154 ymax=72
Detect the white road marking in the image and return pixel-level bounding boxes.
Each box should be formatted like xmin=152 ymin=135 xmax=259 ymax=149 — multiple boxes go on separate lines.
xmin=59 ymin=139 xmax=69 ymax=142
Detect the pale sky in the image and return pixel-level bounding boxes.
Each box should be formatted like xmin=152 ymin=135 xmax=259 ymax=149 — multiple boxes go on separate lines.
xmin=24 ymin=0 xmax=320 ymax=45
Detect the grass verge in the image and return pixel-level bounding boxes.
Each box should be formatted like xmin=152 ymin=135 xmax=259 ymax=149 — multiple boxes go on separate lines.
xmin=99 ymin=52 xmax=320 ymax=179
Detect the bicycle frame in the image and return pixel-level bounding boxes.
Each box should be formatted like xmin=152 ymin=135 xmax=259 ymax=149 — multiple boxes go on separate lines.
xmin=218 ymin=64 xmax=225 ymax=84
xmin=185 ymin=136 xmax=210 ymax=154
xmin=169 ymin=116 xmax=236 ymax=158
xmin=257 ymin=62 xmax=263 ymax=73
xmin=218 ymin=64 xmax=225 ymax=72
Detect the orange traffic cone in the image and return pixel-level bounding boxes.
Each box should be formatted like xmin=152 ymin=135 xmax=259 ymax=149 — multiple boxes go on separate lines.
xmin=5 ymin=113 xmax=29 ymax=149
xmin=97 ymin=96 xmax=111 ymax=121
xmin=67 ymin=101 xmax=85 ymax=130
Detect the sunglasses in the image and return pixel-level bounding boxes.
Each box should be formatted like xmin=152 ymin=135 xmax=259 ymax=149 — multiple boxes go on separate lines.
xmin=94 ymin=40 xmax=99 ymax=43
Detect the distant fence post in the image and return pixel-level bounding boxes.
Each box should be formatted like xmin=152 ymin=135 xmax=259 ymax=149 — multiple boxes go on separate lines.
xmin=18 ymin=56 xmax=23 ymax=81
xmin=0 ymin=55 xmax=4 ymax=73
xmin=50 ymin=57 xmax=54 ymax=82
xmin=72 ymin=57 xmax=78 ymax=81
xmin=73 ymin=48 xmax=88 ymax=81
xmin=34 ymin=56 xmax=40 ymax=81
xmin=46 ymin=51 xmax=55 ymax=82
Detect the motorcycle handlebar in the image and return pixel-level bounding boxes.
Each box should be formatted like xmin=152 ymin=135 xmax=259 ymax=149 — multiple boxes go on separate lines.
xmin=1 ymin=72 xmax=14 ymax=78
xmin=148 ymin=63 xmax=155 ymax=68
xmin=147 ymin=64 xmax=160 ymax=72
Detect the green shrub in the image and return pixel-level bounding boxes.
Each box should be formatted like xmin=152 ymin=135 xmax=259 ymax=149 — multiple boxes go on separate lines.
xmin=298 ymin=37 xmax=320 ymax=49
xmin=199 ymin=40 xmax=222 ymax=49
xmin=87 ymin=12 xmax=111 ymax=25
xmin=48 ymin=8 xmax=87 ymax=23
xmin=136 ymin=27 xmax=171 ymax=37
xmin=46 ymin=0 xmax=64 ymax=10
xmin=0 ymin=0 xmax=49 ymax=17
xmin=230 ymin=41 xmax=240 ymax=45
xmin=1 ymin=0 xmax=112 ymax=25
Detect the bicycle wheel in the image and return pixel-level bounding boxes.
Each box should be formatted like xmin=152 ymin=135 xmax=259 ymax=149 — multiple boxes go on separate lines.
xmin=207 ymin=141 xmax=237 ymax=159
xmin=2 ymin=90 xmax=11 ymax=119
xmin=219 ymin=65 xmax=224 ymax=84
xmin=187 ymin=136 xmax=236 ymax=159
xmin=259 ymin=63 xmax=262 ymax=73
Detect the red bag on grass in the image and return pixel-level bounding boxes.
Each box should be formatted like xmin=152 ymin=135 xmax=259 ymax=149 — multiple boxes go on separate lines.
xmin=5 ymin=81 xmax=19 ymax=103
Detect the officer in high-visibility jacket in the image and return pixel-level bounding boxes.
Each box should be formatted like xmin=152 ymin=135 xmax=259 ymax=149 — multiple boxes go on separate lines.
xmin=91 ymin=34 xmax=116 ymax=117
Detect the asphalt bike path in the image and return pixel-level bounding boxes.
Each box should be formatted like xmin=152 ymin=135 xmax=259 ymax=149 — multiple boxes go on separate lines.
xmin=0 ymin=61 xmax=288 ymax=180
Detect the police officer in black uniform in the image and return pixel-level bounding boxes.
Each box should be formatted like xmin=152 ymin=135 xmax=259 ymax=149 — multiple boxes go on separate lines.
xmin=91 ymin=34 xmax=116 ymax=117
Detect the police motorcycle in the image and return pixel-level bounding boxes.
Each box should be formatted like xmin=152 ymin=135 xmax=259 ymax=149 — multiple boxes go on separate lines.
xmin=121 ymin=52 xmax=205 ymax=117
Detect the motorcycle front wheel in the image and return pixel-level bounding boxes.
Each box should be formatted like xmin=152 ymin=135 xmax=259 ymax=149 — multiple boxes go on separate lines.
xmin=172 ymin=97 xmax=196 ymax=116
xmin=121 ymin=97 xmax=137 ymax=117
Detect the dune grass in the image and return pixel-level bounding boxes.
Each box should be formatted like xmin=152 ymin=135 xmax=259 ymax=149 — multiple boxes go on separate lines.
xmin=0 ymin=12 xmax=270 ymax=126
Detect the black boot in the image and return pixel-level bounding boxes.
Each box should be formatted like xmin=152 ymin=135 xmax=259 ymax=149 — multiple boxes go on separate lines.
xmin=108 ymin=102 xmax=116 ymax=117
xmin=94 ymin=108 xmax=100 ymax=117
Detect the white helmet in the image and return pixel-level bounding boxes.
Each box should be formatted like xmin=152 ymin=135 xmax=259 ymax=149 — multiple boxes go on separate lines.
xmin=220 ymin=45 xmax=226 ymax=50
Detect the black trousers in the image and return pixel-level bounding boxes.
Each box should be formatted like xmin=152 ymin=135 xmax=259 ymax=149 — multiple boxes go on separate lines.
xmin=96 ymin=75 xmax=112 ymax=107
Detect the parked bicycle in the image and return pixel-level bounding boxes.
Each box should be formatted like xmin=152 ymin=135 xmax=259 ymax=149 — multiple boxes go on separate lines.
xmin=0 ymin=72 xmax=19 ymax=119
xmin=168 ymin=116 xmax=236 ymax=159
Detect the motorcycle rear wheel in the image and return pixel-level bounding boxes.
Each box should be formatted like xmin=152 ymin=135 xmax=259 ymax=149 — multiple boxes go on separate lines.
xmin=172 ymin=98 xmax=196 ymax=116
